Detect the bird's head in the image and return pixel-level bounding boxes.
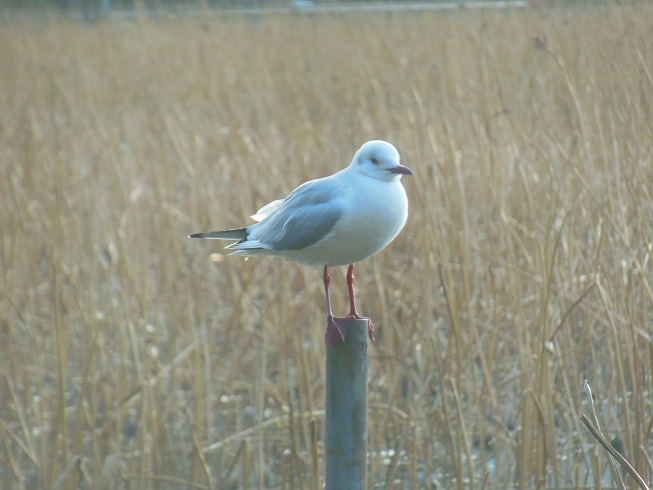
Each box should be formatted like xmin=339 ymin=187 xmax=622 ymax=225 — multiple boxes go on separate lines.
xmin=351 ymin=140 xmax=412 ymax=182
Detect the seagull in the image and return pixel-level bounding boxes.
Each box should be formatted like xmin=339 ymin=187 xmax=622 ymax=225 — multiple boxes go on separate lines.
xmin=190 ymin=140 xmax=412 ymax=346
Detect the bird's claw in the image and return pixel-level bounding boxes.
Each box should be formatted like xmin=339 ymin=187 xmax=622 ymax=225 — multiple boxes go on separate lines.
xmin=347 ymin=314 xmax=375 ymax=343
xmin=325 ymin=315 xmax=347 ymax=346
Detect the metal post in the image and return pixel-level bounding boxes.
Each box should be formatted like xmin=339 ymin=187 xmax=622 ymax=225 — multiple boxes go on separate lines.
xmin=325 ymin=318 xmax=368 ymax=490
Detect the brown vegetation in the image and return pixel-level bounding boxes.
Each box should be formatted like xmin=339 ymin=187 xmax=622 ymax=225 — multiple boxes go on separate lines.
xmin=1 ymin=3 xmax=653 ymax=488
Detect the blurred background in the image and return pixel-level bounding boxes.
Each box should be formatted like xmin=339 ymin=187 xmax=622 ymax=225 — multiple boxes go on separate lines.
xmin=1 ymin=1 xmax=652 ymax=488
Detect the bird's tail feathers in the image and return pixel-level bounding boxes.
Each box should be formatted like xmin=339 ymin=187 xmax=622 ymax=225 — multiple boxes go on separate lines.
xmin=189 ymin=227 xmax=248 ymax=240
xmin=224 ymin=238 xmax=264 ymax=251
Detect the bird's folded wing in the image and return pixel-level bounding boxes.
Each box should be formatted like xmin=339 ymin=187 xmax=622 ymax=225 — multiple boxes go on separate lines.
xmin=245 ymin=180 xmax=343 ymax=251
xmin=251 ymin=199 xmax=284 ymax=222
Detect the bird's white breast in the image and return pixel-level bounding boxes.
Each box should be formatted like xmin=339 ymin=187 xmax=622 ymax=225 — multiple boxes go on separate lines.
xmin=287 ymin=176 xmax=408 ymax=267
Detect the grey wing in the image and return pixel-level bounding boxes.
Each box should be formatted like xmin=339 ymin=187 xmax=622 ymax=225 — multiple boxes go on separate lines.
xmin=249 ymin=179 xmax=343 ymax=251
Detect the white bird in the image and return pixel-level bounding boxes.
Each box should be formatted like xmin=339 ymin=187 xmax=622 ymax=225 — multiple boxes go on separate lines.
xmin=190 ymin=140 xmax=412 ymax=346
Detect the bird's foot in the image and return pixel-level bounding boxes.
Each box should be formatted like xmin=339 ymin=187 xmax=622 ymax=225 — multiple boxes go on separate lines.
xmin=346 ymin=313 xmax=375 ymax=343
xmin=325 ymin=315 xmax=348 ymax=346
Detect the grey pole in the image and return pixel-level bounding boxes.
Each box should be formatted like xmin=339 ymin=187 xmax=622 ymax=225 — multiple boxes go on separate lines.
xmin=325 ymin=318 xmax=368 ymax=490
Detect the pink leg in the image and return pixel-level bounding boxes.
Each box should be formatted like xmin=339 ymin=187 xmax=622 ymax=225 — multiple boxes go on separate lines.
xmin=346 ymin=264 xmax=359 ymax=316
xmin=345 ymin=264 xmax=375 ymax=342
xmin=324 ymin=266 xmax=346 ymax=346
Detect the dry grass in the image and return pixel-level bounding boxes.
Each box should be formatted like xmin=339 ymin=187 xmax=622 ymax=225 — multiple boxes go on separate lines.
xmin=1 ymin=3 xmax=653 ymax=489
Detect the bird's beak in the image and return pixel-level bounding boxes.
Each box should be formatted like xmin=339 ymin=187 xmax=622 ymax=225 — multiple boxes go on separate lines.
xmin=387 ymin=164 xmax=413 ymax=176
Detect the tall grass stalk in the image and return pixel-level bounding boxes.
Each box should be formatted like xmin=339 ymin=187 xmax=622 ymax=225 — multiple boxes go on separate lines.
xmin=1 ymin=3 xmax=652 ymax=488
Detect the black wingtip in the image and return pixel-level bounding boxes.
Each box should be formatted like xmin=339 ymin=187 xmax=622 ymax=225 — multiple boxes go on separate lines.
xmin=189 ymin=233 xmax=203 ymax=238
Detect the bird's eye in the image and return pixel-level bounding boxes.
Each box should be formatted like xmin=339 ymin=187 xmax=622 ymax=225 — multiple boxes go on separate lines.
xmin=370 ymin=157 xmax=379 ymax=165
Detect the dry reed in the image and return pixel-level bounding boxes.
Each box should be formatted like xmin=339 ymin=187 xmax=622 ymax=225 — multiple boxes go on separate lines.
xmin=1 ymin=2 xmax=652 ymax=488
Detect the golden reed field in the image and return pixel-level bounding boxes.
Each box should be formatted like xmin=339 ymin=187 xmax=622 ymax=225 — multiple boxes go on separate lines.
xmin=2 ymin=2 xmax=653 ymax=488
